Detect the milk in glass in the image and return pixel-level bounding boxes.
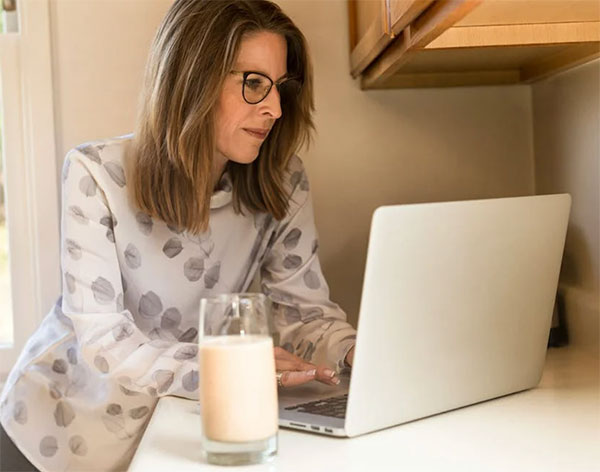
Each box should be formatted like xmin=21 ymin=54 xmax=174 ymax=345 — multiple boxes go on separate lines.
xmin=199 ymin=334 xmax=278 ymax=442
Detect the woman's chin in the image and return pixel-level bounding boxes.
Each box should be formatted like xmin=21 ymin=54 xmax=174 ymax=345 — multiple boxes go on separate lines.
xmin=228 ymin=150 xmax=260 ymax=165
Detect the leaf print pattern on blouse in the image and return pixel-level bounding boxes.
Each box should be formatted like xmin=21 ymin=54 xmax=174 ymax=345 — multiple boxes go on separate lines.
xmin=173 ymin=345 xmax=197 ymax=361
xmin=119 ymin=384 xmax=141 ymax=397
xmin=101 ymin=414 xmax=131 ymax=439
xmin=91 ymin=277 xmax=115 ymax=304
xmin=178 ymin=327 xmax=198 ymax=343
xmin=184 ymin=257 xmax=204 ymax=281
xmin=153 ymin=370 xmax=174 ymax=394
xmin=290 ymin=171 xmax=302 ymax=189
xmin=100 ymin=215 xmax=114 ymax=230
xmin=69 ymin=435 xmax=88 ymax=456
xmin=139 ymin=291 xmax=163 ymax=318
xmin=136 ymin=212 xmax=153 ymax=235
xmin=52 ymin=359 xmax=68 ymax=374
xmin=13 ymin=401 xmax=27 ymax=424
xmin=67 ymin=347 xmax=78 ymax=365
xmin=303 ymin=269 xmax=321 ymax=289
xmin=100 ymin=214 xmax=118 ymax=242
xmin=182 ymin=369 xmax=199 ymax=392
xmin=94 ymin=355 xmax=109 ymax=374
xmin=112 ymin=322 xmax=134 ymax=341
xmin=39 ymin=436 xmax=59 ymax=457
xmin=283 ymin=228 xmax=301 ymax=250
xmin=76 ymin=144 xmax=101 ymax=164
xmin=65 ymin=272 xmax=76 ymax=293
xmin=124 ymin=243 xmax=142 ymax=269
xmin=204 ymin=262 xmax=220 ymax=288
xmin=79 ymin=175 xmax=97 ymax=197
xmin=106 ymin=404 xmax=122 ymax=416
xmin=69 ymin=206 xmax=89 ymax=225
xmin=283 ymin=254 xmax=302 ymax=269
xmin=162 ymin=238 xmax=183 ymax=258
xmin=48 ymin=382 xmax=62 ymax=400
xmin=54 ymin=400 xmax=76 ymax=427
xmin=161 ymin=307 xmax=182 ymax=330
xmin=167 ymin=223 xmax=184 ymax=234
xmin=128 ymin=406 xmax=150 ymax=420
xmin=65 ymin=239 xmax=82 ymax=260
xmin=104 ymin=161 xmax=126 ymax=187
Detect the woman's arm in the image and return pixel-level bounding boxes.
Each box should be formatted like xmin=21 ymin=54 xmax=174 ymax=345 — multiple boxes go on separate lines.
xmin=60 ymin=149 xmax=198 ymax=399
xmin=260 ymin=156 xmax=356 ymax=373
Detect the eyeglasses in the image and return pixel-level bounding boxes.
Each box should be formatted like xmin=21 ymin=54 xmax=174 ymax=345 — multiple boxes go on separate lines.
xmin=230 ymin=70 xmax=302 ymax=105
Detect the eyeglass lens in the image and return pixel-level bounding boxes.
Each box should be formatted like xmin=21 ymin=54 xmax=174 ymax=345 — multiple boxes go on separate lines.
xmin=243 ymin=72 xmax=300 ymax=104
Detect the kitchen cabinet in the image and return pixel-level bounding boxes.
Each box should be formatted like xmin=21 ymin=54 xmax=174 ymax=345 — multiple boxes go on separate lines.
xmin=348 ymin=0 xmax=600 ymax=88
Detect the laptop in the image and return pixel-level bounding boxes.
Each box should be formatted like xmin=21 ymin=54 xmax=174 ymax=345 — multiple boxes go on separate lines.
xmin=278 ymin=193 xmax=571 ymax=437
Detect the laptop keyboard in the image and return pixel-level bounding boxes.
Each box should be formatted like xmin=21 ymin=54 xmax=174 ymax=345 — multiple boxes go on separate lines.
xmin=284 ymin=393 xmax=348 ymax=419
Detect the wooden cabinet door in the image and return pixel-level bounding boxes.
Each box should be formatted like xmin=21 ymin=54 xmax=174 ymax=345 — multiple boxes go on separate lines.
xmin=349 ymin=0 xmax=433 ymax=77
xmin=389 ymin=0 xmax=435 ymax=36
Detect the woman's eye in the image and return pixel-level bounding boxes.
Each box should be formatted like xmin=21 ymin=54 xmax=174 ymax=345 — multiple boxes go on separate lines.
xmin=246 ymin=79 xmax=263 ymax=90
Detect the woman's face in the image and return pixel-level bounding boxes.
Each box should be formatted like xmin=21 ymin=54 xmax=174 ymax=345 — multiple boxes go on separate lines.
xmin=214 ymin=31 xmax=287 ymax=168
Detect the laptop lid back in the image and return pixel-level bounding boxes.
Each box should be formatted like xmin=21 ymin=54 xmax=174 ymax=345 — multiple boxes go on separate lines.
xmin=345 ymin=194 xmax=571 ymax=437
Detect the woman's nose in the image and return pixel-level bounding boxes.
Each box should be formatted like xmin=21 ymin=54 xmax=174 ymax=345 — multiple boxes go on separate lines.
xmin=260 ymin=86 xmax=282 ymax=119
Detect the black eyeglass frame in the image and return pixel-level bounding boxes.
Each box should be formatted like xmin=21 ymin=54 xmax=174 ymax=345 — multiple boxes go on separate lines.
xmin=230 ymin=70 xmax=301 ymax=105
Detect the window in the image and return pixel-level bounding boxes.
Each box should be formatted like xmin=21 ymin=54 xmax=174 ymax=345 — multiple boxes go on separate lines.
xmin=0 ymin=0 xmax=60 ymax=378
xmin=0 ymin=0 xmax=17 ymax=348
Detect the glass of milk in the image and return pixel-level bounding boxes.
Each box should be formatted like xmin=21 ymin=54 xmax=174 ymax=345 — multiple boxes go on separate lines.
xmin=198 ymin=293 xmax=278 ymax=465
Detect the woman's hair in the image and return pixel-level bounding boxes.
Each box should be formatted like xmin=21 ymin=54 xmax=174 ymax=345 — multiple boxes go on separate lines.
xmin=126 ymin=0 xmax=315 ymax=234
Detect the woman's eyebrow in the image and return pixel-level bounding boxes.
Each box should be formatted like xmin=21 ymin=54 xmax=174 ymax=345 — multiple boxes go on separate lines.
xmin=237 ymin=66 xmax=288 ymax=81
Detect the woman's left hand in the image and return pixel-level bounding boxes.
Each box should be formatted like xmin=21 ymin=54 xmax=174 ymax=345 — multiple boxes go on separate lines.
xmin=274 ymin=346 xmax=340 ymax=388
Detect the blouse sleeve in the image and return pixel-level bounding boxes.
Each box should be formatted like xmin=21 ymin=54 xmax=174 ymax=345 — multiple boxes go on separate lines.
xmin=60 ymin=149 xmax=198 ymax=399
xmin=259 ymin=156 xmax=356 ymax=373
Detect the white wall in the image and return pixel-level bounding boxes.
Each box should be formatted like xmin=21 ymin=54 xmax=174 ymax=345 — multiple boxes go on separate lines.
xmin=532 ymin=59 xmax=600 ymax=356
xmin=50 ymin=0 xmax=536 ymax=328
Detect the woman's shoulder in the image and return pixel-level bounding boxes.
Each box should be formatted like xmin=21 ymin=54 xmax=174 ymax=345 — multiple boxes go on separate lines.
xmin=283 ymin=153 xmax=310 ymax=195
xmin=279 ymin=153 xmax=311 ymax=215
xmin=62 ymin=133 xmax=133 ymax=187
xmin=67 ymin=133 xmax=132 ymax=165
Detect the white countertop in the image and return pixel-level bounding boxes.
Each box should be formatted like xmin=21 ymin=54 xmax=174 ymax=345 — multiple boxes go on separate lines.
xmin=129 ymin=347 xmax=599 ymax=472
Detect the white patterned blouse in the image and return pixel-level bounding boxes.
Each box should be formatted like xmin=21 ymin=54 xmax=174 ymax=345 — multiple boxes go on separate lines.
xmin=0 ymin=134 xmax=356 ymax=471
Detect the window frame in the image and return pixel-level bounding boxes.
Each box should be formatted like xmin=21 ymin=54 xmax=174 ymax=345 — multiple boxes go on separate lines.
xmin=0 ymin=0 xmax=59 ymax=377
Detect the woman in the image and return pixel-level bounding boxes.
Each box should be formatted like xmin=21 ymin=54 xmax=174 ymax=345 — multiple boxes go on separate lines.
xmin=0 ymin=0 xmax=356 ymax=470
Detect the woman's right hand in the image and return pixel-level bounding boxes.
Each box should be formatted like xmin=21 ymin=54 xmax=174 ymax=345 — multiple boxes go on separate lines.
xmin=274 ymin=346 xmax=340 ymax=388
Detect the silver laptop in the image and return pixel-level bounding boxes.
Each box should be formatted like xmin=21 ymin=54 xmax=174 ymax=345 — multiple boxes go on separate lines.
xmin=279 ymin=193 xmax=571 ymax=437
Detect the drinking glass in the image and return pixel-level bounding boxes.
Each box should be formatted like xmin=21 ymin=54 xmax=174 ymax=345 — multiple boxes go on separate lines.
xmin=198 ymin=293 xmax=278 ymax=466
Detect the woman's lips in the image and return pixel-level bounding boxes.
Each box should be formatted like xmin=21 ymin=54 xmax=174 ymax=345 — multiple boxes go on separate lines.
xmin=243 ymin=128 xmax=268 ymax=140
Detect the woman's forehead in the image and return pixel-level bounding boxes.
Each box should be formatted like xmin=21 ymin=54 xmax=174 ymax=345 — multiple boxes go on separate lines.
xmin=235 ymin=31 xmax=288 ymax=79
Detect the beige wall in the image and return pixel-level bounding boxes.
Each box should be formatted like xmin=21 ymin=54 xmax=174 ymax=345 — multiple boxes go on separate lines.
xmin=49 ymin=0 xmax=173 ymax=160
xmin=50 ymin=0 xmax=536 ymax=329
xmin=532 ymin=59 xmax=600 ymax=356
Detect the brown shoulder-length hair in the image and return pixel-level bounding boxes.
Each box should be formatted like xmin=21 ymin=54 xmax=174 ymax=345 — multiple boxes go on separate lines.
xmin=126 ymin=0 xmax=315 ymax=234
